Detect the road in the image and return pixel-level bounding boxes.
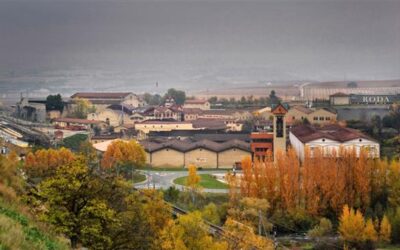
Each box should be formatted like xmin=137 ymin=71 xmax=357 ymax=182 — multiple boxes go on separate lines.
xmin=134 ymin=170 xmax=229 ymax=193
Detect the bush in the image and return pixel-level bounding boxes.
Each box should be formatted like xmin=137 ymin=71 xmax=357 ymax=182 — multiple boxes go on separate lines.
xmin=308 ymin=218 xmax=333 ymax=238
xmin=62 ymin=134 xmax=88 ymax=151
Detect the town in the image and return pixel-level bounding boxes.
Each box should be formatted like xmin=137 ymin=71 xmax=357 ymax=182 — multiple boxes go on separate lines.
xmin=1 ymin=0 xmax=400 ymax=249
xmin=0 ymin=82 xmax=400 ymax=249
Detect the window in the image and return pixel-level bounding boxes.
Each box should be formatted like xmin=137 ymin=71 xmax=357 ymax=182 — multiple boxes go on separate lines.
xmin=313 ymin=117 xmax=318 ymax=121
xmin=326 ymin=117 xmax=331 ymax=120
xmin=276 ymin=116 xmax=284 ymax=138
xmin=319 ymin=117 xmax=324 ymax=121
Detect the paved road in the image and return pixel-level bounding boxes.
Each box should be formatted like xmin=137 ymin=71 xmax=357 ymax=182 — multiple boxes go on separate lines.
xmin=134 ymin=170 xmax=230 ymax=193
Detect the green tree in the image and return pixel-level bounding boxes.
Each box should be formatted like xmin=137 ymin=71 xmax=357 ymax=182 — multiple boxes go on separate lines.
xmin=35 ymin=159 xmax=115 ymax=248
xmin=164 ymin=88 xmax=186 ymax=105
xmin=46 ymin=94 xmax=64 ymax=112
xmin=267 ymin=90 xmax=280 ymax=106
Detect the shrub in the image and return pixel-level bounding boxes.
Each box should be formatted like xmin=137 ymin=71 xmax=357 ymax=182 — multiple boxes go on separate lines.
xmin=308 ymin=218 xmax=333 ymax=238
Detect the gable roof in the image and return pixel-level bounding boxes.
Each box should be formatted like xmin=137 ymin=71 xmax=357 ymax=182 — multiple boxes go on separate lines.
xmin=271 ymin=103 xmax=289 ymax=114
xmin=141 ymin=138 xmax=251 ymax=153
xmin=290 ymin=124 xmax=377 ymax=143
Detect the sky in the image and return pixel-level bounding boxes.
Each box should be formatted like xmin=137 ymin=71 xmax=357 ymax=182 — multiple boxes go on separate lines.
xmin=0 ymin=0 xmax=399 ymax=94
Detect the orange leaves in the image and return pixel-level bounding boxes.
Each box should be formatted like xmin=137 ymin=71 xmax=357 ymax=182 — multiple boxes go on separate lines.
xmin=186 ymin=164 xmax=200 ymax=189
xmin=100 ymin=140 xmax=146 ymax=169
xmin=23 ymin=148 xmax=75 ymax=178
xmin=233 ymin=147 xmax=397 ymax=218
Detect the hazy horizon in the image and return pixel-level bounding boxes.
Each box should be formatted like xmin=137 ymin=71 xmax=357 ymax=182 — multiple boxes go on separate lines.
xmin=0 ymin=0 xmax=399 ymax=98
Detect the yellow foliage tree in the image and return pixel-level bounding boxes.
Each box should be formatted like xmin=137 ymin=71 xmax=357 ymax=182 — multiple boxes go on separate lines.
xmin=223 ymin=217 xmax=274 ymax=250
xmin=338 ymin=205 xmax=365 ymax=245
xmin=186 ymin=164 xmax=201 ymax=203
xmin=363 ymin=219 xmax=378 ymax=242
xmin=379 ymin=215 xmax=392 ymax=243
xmin=160 ymin=212 xmax=227 ymax=250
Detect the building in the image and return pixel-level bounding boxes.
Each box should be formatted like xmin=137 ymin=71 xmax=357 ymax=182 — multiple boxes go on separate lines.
xmin=286 ymin=106 xmax=337 ymax=125
xmin=15 ymin=98 xmax=47 ymax=122
xmin=272 ymin=103 xmax=288 ymax=159
xmin=289 ymin=124 xmax=380 ymax=160
xmin=250 ymin=132 xmax=273 ymax=161
xmin=184 ymin=99 xmax=211 ymax=110
xmin=53 ymin=118 xmax=106 ymax=131
xmin=154 ymin=106 xmax=183 ymax=121
xmin=329 ymin=93 xmax=400 ymax=106
xmin=329 ymin=93 xmax=351 ymax=105
xmin=141 ymin=138 xmax=251 ymax=168
xmin=70 ymin=92 xmax=146 ymax=112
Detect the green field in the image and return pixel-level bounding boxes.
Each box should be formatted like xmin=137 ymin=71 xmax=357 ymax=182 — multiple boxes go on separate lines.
xmin=173 ymin=174 xmax=229 ymax=189
xmin=131 ymin=172 xmax=147 ymax=183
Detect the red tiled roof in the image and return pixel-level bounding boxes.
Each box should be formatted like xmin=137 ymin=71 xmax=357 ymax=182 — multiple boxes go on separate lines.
xmin=71 ymin=92 xmax=132 ymax=99
xmin=290 ymin=124 xmax=376 ymax=143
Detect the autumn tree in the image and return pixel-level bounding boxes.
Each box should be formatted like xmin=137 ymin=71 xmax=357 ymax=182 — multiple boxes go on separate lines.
xmin=186 ymin=164 xmax=201 ymax=203
xmin=228 ymin=197 xmax=270 ymax=235
xmin=71 ymin=98 xmax=96 ymax=119
xmin=24 ymin=147 xmax=75 ymax=178
xmin=201 ymin=203 xmax=221 ymax=225
xmin=339 ymin=205 xmax=364 ymax=247
xmin=223 ymin=217 xmax=274 ymax=250
xmin=101 ymin=140 xmax=146 ymax=175
xmin=379 ymin=215 xmax=391 ymax=244
xmin=159 ymin=212 xmax=227 ymax=250
xmin=34 ymin=156 xmax=173 ymax=249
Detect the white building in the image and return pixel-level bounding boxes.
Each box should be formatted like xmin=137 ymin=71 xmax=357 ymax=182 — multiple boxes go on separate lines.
xmin=289 ymin=124 xmax=380 ymax=160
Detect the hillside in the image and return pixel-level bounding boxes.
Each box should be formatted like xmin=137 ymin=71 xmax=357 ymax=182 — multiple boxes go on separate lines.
xmin=0 ymin=200 xmax=69 ymax=250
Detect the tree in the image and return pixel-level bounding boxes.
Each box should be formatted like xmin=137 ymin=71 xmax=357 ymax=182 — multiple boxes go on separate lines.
xmin=228 ymin=197 xmax=270 ymax=235
xmin=363 ymin=219 xmax=378 ymax=242
xmin=223 ymin=217 xmax=274 ymax=250
xmin=383 ymin=103 xmax=400 ymax=133
xmin=62 ymin=133 xmax=88 ymax=151
xmin=371 ymin=115 xmax=382 ymax=137
xmin=143 ymin=93 xmax=162 ymax=106
xmin=186 ymin=164 xmax=201 ymax=203
xmin=35 ymin=159 xmax=115 ymax=248
xmin=201 ymin=203 xmax=220 ymax=225
xmin=46 ymin=94 xmax=64 ymax=112
xmin=174 ymin=212 xmax=227 ymax=250
xmin=338 ymin=205 xmax=365 ymax=246
xmin=24 ymin=148 xmax=75 ymax=179
xmin=267 ymin=90 xmax=280 ymax=106
xmin=71 ymin=98 xmax=96 ymax=119
xmin=101 ymin=140 xmax=146 ymax=174
xmin=379 ymin=215 xmax=391 ymax=243
xmin=164 ymin=88 xmax=186 ymax=105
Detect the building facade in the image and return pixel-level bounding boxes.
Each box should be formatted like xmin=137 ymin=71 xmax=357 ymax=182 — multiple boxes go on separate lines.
xmin=289 ymin=124 xmax=380 ymax=160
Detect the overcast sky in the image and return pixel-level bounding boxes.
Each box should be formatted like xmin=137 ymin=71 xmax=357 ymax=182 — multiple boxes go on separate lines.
xmin=0 ymin=0 xmax=399 ymax=85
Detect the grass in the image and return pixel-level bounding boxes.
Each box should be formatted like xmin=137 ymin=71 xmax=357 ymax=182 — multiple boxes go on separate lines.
xmin=173 ymin=174 xmax=229 ymax=189
xmin=0 ymin=200 xmax=69 ymax=250
xmin=131 ymin=172 xmax=147 ymax=183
